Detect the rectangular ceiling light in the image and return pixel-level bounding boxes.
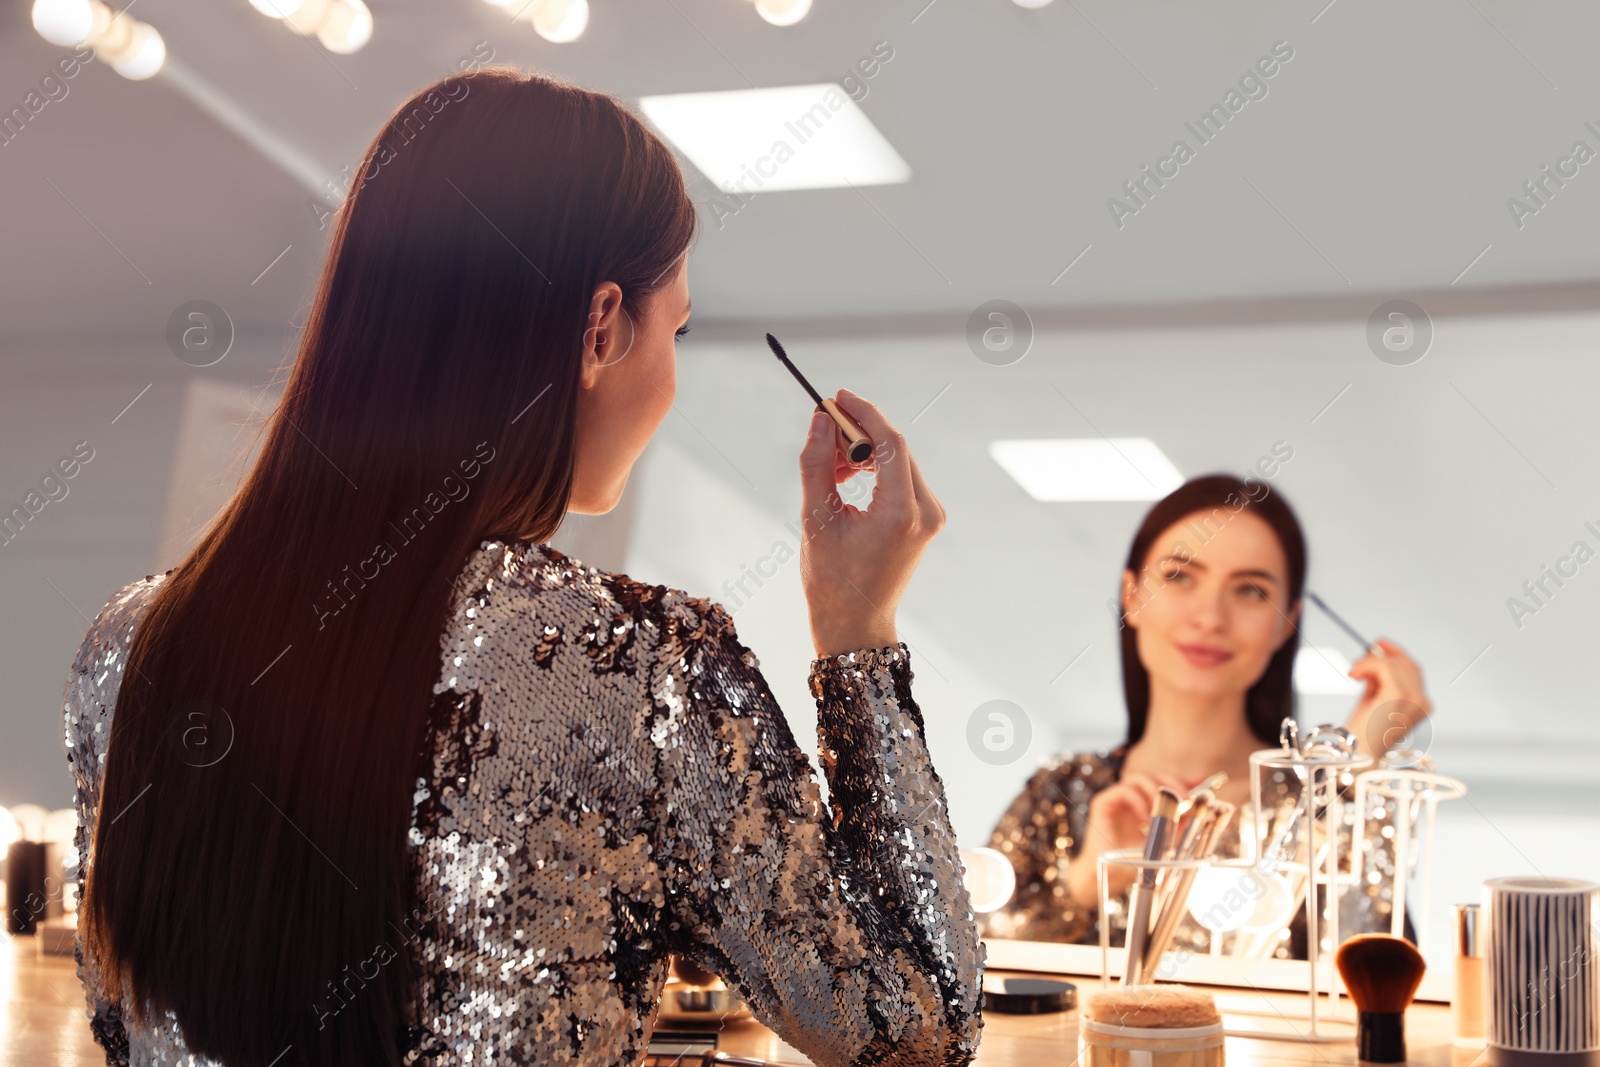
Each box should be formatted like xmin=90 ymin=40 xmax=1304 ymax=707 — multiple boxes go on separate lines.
xmin=989 ymin=438 xmax=1185 ymax=502
xmin=1293 ymin=647 xmax=1364 ymax=695
xmin=638 ymin=84 xmax=911 ymax=193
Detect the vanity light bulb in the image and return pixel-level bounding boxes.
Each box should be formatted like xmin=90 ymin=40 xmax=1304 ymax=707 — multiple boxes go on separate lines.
xmin=9 ymin=804 xmax=48 ymax=843
xmin=1185 ymin=866 xmax=1253 ymax=933
xmin=31 ymin=0 xmax=95 ymax=45
xmin=316 ymin=0 xmax=372 ymax=54
xmin=0 ymin=808 xmax=19 ymax=850
xmin=959 ymin=847 xmax=1016 ymax=913
xmin=531 ymin=0 xmax=588 ymax=42
xmin=754 ymin=0 xmax=811 ymax=26
xmin=247 ymin=0 xmax=308 ymax=18
xmin=111 ymin=22 xmax=166 ymax=80
xmin=43 ymin=808 xmax=79 ymax=846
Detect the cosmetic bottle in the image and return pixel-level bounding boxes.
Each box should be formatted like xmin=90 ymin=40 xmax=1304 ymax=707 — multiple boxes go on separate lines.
xmin=1452 ymin=902 xmax=1486 ymax=1048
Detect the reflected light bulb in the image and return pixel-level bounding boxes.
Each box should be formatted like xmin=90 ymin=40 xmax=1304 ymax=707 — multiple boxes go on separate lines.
xmin=754 ymin=0 xmax=811 ymax=26
xmin=10 ymin=804 xmax=47 ymax=843
xmin=532 ymin=0 xmax=588 ymax=42
xmin=248 ymin=0 xmax=308 ymax=17
xmin=31 ymin=0 xmax=95 ymax=46
xmin=960 ymin=847 xmax=1016 ymax=914
xmin=1186 ymin=866 xmax=1253 ymax=933
xmin=112 ymin=22 xmax=166 ymax=80
xmin=317 ymin=0 xmax=372 ymax=53
xmin=0 ymin=808 xmax=18 ymax=851
xmin=43 ymin=808 xmax=78 ymax=846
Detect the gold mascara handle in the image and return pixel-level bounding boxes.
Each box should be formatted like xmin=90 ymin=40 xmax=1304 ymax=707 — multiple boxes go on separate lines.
xmin=818 ymin=398 xmax=874 ymax=465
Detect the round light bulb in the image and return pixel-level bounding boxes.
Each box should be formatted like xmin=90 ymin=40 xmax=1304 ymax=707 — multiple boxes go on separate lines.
xmin=532 ymin=0 xmax=588 ymax=42
xmin=112 ymin=22 xmax=166 ymax=80
xmin=1186 ymin=866 xmax=1253 ymax=933
xmin=31 ymin=0 xmax=95 ymax=46
xmin=754 ymin=0 xmax=811 ymax=26
xmin=317 ymin=0 xmax=372 ymax=53
xmin=10 ymin=804 xmax=48 ymax=843
xmin=0 ymin=808 xmax=19 ymax=851
xmin=1239 ymin=869 xmax=1297 ymax=932
xmin=960 ymin=847 xmax=1016 ymax=914
xmin=248 ymin=0 xmax=307 ymax=17
xmin=284 ymin=0 xmax=331 ymax=35
xmin=43 ymin=808 xmax=78 ymax=846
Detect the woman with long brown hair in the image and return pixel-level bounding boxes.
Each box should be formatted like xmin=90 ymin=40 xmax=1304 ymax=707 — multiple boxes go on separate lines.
xmin=62 ymin=68 xmax=981 ymax=1066
xmin=979 ymin=474 xmax=1436 ymax=957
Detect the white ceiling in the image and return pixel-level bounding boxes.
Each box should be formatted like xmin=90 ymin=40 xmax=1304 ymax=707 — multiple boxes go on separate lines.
xmin=4 ymin=0 xmax=1600 ymax=340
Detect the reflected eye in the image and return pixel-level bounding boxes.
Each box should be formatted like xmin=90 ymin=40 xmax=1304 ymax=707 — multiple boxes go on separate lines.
xmin=1240 ymin=584 xmax=1267 ymax=599
xmin=674 ymin=325 xmax=690 ymax=344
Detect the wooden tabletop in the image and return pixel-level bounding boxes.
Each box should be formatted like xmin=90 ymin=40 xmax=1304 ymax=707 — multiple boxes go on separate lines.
xmin=11 ymin=933 xmax=1490 ymax=1067
xmin=661 ymin=968 xmax=1492 ymax=1067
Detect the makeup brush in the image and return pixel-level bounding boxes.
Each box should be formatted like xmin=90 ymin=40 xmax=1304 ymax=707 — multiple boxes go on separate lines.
xmin=764 ymin=333 xmax=874 ymax=464
xmin=1141 ymin=799 xmax=1235 ymax=976
xmin=1122 ymin=786 xmax=1180 ymax=986
xmin=1334 ymin=933 xmax=1427 ymax=1063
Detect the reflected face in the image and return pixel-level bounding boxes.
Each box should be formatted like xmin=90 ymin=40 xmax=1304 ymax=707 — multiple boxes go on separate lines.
xmin=1121 ymin=508 xmax=1300 ymax=700
xmin=568 ymin=259 xmax=690 ymax=514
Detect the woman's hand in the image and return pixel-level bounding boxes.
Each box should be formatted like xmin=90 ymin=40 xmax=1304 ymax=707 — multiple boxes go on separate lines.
xmin=797 ymin=389 xmax=946 ymax=659
xmin=1067 ymin=770 xmax=1200 ymax=908
xmin=1344 ymin=637 xmax=1433 ymax=759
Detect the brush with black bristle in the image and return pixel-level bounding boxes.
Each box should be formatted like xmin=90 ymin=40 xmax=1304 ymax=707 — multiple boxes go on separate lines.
xmin=1334 ymin=933 xmax=1427 ymax=1063
xmin=762 ymin=333 xmax=875 ymax=464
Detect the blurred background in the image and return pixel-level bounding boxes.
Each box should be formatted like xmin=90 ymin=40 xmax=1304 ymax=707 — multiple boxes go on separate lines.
xmin=4 ymin=0 xmax=1599 ymax=994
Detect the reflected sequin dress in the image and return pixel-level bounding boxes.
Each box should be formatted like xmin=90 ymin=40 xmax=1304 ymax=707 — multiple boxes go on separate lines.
xmin=63 ymin=540 xmax=986 ymax=1066
xmin=976 ymin=745 xmax=1416 ymax=957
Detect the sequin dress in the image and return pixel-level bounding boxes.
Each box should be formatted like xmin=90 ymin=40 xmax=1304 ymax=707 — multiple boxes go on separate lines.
xmin=976 ymin=745 xmax=1414 ymax=958
xmin=63 ymin=539 xmax=986 ymax=1066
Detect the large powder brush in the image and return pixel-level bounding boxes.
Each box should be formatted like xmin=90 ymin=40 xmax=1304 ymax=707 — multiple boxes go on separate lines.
xmin=1335 ymin=933 xmax=1427 ymax=1063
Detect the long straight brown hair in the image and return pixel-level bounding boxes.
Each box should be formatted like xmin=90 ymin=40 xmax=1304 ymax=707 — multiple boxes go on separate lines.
xmin=83 ymin=67 xmax=697 ymax=1066
xmin=1117 ymin=474 xmax=1307 ymax=749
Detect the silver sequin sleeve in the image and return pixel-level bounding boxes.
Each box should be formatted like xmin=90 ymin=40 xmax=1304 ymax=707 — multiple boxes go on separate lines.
xmin=649 ymin=593 xmax=986 ymax=1067
xmin=63 ymin=577 xmax=161 ymax=1066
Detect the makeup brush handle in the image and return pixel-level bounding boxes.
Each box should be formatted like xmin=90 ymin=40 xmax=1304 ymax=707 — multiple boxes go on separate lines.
xmin=818 ymin=398 xmax=874 ymax=465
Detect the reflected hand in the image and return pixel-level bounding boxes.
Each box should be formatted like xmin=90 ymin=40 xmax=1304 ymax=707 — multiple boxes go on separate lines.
xmin=1344 ymin=637 xmax=1433 ymax=759
xmin=1068 ymin=769 xmax=1201 ymax=908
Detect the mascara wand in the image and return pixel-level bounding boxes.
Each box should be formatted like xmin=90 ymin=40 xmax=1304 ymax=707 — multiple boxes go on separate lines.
xmin=763 ymin=333 xmax=875 ymax=464
xmin=1306 ymin=589 xmax=1373 ymax=654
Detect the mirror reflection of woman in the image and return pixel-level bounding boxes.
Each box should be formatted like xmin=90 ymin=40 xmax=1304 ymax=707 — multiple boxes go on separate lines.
xmin=978 ymin=475 xmax=1435 ymax=957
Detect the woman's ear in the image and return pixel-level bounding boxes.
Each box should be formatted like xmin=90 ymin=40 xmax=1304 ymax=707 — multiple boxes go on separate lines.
xmin=1120 ymin=568 xmax=1142 ymax=629
xmin=579 ymin=281 xmax=625 ymax=390
xmin=1274 ymin=597 xmax=1303 ymax=651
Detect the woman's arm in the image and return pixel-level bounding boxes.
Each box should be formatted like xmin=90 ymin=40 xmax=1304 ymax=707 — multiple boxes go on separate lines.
xmin=653 ymin=597 xmax=983 ymax=1067
xmin=63 ymin=583 xmax=153 ymax=1066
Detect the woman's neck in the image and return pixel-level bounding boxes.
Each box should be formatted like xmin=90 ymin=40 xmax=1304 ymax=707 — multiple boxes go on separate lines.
xmin=1123 ymin=679 xmax=1262 ymax=781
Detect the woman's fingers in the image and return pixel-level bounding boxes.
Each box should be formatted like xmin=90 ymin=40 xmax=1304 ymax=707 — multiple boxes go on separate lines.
xmin=832 ymin=389 xmax=913 ymax=511
xmin=798 ymin=408 xmax=842 ymax=514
